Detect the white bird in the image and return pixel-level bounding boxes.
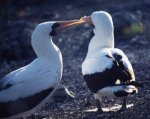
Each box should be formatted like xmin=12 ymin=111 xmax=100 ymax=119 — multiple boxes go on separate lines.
xmin=81 ymin=11 xmax=143 ymax=112
xmin=0 ymin=19 xmax=84 ymax=118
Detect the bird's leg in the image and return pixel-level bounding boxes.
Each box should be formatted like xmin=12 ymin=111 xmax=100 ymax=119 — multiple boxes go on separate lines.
xmin=94 ymin=94 xmax=103 ymax=113
xmin=96 ymin=98 xmax=103 ymax=113
xmin=53 ymin=86 xmax=75 ymax=102
xmin=119 ymin=96 xmax=128 ymax=111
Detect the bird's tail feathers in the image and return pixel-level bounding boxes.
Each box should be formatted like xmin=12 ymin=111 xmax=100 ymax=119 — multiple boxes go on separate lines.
xmin=124 ymin=85 xmax=138 ymax=94
xmin=114 ymin=85 xmax=138 ymax=97
xmin=127 ymin=81 xmax=144 ymax=88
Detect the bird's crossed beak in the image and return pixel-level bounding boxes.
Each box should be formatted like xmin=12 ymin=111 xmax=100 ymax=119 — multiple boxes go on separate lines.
xmin=50 ymin=19 xmax=86 ymax=36
xmin=61 ymin=19 xmax=85 ymax=28
xmin=57 ymin=18 xmax=85 ymax=30
xmin=50 ymin=16 xmax=93 ymax=36
xmin=80 ymin=16 xmax=93 ymax=25
xmin=57 ymin=16 xmax=93 ymax=30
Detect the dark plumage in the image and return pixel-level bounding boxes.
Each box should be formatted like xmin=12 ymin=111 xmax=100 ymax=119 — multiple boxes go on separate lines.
xmin=0 ymin=88 xmax=54 ymax=118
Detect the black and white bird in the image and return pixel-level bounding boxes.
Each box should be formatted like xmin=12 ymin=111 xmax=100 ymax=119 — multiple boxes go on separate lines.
xmin=81 ymin=11 xmax=143 ymax=112
xmin=0 ymin=19 xmax=84 ymax=118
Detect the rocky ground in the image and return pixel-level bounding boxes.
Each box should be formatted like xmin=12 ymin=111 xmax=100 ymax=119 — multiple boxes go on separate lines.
xmin=0 ymin=0 xmax=150 ymax=119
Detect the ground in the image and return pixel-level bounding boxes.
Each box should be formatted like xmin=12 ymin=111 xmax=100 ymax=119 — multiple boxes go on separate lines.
xmin=0 ymin=0 xmax=150 ymax=119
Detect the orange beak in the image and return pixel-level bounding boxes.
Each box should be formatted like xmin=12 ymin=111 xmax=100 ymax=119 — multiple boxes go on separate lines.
xmin=50 ymin=16 xmax=93 ymax=36
xmin=50 ymin=18 xmax=86 ymax=36
xmin=80 ymin=16 xmax=93 ymax=25
xmin=58 ymin=18 xmax=86 ymax=29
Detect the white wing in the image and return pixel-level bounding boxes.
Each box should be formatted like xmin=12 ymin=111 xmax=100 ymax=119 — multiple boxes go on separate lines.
xmin=0 ymin=58 xmax=61 ymax=102
xmin=112 ymin=48 xmax=135 ymax=80
xmin=113 ymin=49 xmax=134 ymax=70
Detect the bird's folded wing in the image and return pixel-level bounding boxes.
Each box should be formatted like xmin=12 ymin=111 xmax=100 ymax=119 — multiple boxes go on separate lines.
xmin=0 ymin=59 xmax=59 ymax=91
xmin=0 ymin=66 xmax=27 ymax=90
xmin=112 ymin=48 xmax=135 ymax=82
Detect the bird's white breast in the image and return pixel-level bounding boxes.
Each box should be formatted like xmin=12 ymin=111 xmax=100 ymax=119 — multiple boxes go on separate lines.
xmin=82 ymin=48 xmax=114 ymax=75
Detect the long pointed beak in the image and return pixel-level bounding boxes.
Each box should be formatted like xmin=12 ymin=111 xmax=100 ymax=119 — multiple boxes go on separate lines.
xmin=57 ymin=16 xmax=93 ymax=31
xmin=50 ymin=19 xmax=86 ymax=36
xmin=50 ymin=17 xmax=93 ymax=36
xmin=59 ymin=18 xmax=86 ymax=29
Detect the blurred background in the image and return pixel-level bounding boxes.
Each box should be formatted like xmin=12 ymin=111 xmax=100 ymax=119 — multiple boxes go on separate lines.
xmin=0 ymin=0 xmax=150 ymax=119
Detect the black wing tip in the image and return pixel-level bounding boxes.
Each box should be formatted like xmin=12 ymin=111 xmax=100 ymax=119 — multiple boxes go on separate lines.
xmin=128 ymin=81 xmax=144 ymax=88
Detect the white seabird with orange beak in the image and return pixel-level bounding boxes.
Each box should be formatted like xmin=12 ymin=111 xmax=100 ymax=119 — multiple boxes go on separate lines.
xmin=81 ymin=11 xmax=143 ymax=112
xmin=0 ymin=19 xmax=85 ymax=118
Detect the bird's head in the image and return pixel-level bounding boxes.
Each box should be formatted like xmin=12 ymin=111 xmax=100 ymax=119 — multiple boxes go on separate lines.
xmin=80 ymin=11 xmax=115 ymax=49
xmin=81 ymin=11 xmax=114 ymax=33
xmin=31 ymin=19 xmax=86 ymax=58
xmin=32 ymin=19 xmax=85 ymax=39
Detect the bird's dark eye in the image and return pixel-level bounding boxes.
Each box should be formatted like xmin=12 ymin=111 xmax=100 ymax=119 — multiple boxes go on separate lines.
xmin=50 ymin=23 xmax=60 ymax=36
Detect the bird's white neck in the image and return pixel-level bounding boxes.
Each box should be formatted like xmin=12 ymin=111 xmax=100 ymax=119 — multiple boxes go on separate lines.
xmin=31 ymin=22 xmax=60 ymax=61
xmin=87 ymin=28 xmax=114 ymax=55
xmin=32 ymin=36 xmax=59 ymax=60
xmin=87 ymin=11 xmax=114 ymax=55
